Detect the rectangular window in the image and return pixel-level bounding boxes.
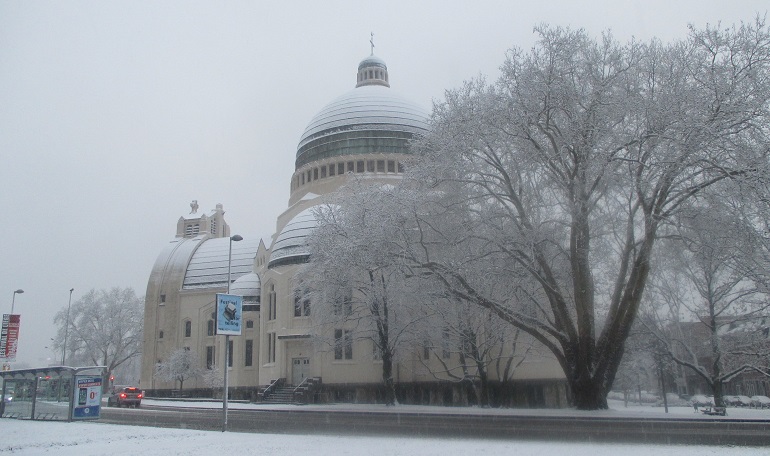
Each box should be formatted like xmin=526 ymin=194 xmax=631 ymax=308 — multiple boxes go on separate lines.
xmin=206 ymin=346 xmax=215 ymax=369
xmin=184 ymin=320 xmax=191 ymax=338
xmin=367 ymin=160 xmax=375 ymax=172
xmin=228 ymin=339 xmax=234 ymax=368
xmin=397 ymin=162 xmax=404 ymax=173
xmin=423 ymin=341 xmax=431 ymax=360
xmin=387 ymin=160 xmax=395 ymax=173
xmin=329 ymin=164 xmax=335 ymax=177
xmin=347 ymin=161 xmax=355 ymax=172
xmin=333 ymin=288 xmax=352 ymax=316
xmin=245 ymin=339 xmax=253 ymax=367
xmin=207 ymin=320 xmax=214 ymax=336
xmin=334 ymin=329 xmax=353 ymax=360
xmin=268 ymin=287 xmax=276 ymax=321
xmin=160 ymin=294 xmax=166 ymax=303
xmin=301 ymin=173 xmax=305 ymax=185
xmin=376 ymin=160 xmax=385 ymax=172
xmin=339 ymin=163 xmax=346 ymax=174
xmin=321 ymin=166 xmax=327 ymax=178
xmin=294 ymin=289 xmax=310 ymax=317
xmin=313 ymin=168 xmax=318 ymax=180
xmin=442 ymin=328 xmax=451 ymax=359
xmin=246 ymin=320 xmax=254 ymax=329
xmin=268 ymin=332 xmax=276 ymax=363
xmin=373 ymin=339 xmax=382 ymax=361
xmin=185 ymin=224 xmax=200 ymax=237
xmin=307 ymin=170 xmax=312 ymax=182
xmin=356 ymin=160 xmax=364 ymax=173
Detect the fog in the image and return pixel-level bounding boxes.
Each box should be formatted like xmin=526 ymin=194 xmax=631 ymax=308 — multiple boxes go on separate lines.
xmin=1 ymin=0 xmax=765 ymax=366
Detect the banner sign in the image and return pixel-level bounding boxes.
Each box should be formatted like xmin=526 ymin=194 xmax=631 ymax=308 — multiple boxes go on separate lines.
xmin=72 ymin=376 xmax=102 ymax=420
xmin=215 ymin=293 xmax=243 ymax=336
xmin=0 ymin=314 xmax=20 ymax=361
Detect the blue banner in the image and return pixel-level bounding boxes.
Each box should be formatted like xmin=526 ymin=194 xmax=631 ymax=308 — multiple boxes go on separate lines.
xmin=215 ymin=293 xmax=243 ymax=336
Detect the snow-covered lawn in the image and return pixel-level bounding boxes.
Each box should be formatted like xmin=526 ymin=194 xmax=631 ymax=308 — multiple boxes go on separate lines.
xmin=1 ymin=418 xmax=766 ymax=456
xmin=2 ymin=400 xmax=769 ymax=455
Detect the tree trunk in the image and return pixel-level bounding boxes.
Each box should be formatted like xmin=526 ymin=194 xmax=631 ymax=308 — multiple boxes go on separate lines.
xmin=569 ymin=362 xmax=608 ymax=410
xmin=381 ymin=351 xmax=396 ymax=406
xmin=477 ymin=365 xmax=490 ymax=407
xmin=712 ymin=380 xmax=724 ymax=408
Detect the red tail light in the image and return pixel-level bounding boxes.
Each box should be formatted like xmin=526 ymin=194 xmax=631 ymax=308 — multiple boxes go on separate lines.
xmin=120 ymin=393 xmax=127 ymax=399
xmin=137 ymin=394 xmax=143 ymax=399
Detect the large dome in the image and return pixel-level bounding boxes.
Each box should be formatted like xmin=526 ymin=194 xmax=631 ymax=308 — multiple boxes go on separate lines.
xmin=294 ymin=55 xmax=430 ymax=169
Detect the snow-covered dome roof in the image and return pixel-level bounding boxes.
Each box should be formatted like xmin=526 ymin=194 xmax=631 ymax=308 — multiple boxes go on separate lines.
xmin=229 ymin=271 xmax=261 ymax=297
xmin=358 ymin=54 xmax=387 ymax=70
xmin=294 ymin=55 xmax=430 ymax=169
xmin=298 ymin=86 xmax=429 ymax=148
xmin=268 ymin=207 xmax=319 ymax=268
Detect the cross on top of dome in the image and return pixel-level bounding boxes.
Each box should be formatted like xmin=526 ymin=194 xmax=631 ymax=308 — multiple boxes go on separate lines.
xmin=357 ymin=33 xmax=389 ymax=88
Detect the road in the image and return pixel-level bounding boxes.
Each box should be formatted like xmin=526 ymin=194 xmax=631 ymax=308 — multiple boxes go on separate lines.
xmin=98 ymin=404 xmax=770 ymax=446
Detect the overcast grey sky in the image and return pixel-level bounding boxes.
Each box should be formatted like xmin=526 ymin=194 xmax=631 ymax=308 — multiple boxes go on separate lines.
xmin=1 ymin=1 xmax=766 ymax=366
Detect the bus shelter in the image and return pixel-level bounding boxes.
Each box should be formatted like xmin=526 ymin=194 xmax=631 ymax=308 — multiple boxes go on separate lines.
xmin=0 ymin=366 xmax=106 ymax=421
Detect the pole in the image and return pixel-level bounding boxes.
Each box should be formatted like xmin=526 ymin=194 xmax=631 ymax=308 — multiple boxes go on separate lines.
xmin=222 ymin=234 xmax=241 ymax=432
xmin=10 ymin=289 xmax=23 ymax=315
xmin=223 ymin=334 xmax=229 ymax=432
xmin=62 ymin=288 xmax=74 ymax=365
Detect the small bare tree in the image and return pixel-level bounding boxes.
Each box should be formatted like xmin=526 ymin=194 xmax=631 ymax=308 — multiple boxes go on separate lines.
xmin=298 ymin=182 xmax=426 ymax=406
xmin=155 ymin=348 xmax=202 ymax=391
xmin=643 ymin=204 xmax=769 ymax=407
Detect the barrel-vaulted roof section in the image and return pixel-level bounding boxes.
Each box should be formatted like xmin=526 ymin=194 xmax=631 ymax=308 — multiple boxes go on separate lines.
xmin=268 ymin=207 xmax=320 ymax=268
xmin=182 ymin=237 xmax=260 ymax=290
xmin=296 ymin=85 xmax=429 ymax=160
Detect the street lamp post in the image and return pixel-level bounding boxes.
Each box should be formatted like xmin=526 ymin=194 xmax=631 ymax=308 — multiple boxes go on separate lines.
xmin=223 ymin=234 xmax=242 ymax=432
xmin=62 ymin=288 xmax=74 ymax=365
xmin=10 ymin=289 xmax=23 ymax=315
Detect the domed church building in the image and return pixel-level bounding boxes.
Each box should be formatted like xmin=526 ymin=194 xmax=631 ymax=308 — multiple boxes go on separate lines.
xmin=140 ymin=50 xmax=567 ymax=406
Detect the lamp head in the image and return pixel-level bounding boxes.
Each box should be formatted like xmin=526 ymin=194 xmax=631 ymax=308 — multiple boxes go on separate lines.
xmin=14 ymin=289 xmax=23 ymax=295
xmin=230 ymin=234 xmax=243 ymax=242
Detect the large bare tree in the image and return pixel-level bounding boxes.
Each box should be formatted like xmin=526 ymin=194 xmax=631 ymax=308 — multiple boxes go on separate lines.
xmin=402 ymin=20 xmax=770 ymax=409
xmin=53 ymin=287 xmax=143 ymax=387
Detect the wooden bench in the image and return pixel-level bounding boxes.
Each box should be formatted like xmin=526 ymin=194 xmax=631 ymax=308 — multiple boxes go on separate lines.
xmin=701 ymin=406 xmax=726 ymax=416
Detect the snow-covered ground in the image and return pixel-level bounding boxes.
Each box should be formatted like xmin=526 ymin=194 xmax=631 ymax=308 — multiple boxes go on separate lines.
xmin=2 ymin=400 xmax=769 ymax=455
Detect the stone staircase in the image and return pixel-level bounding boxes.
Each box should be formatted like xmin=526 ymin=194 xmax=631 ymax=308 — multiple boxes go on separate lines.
xmin=258 ymin=377 xmax=323 ymax=405
xmin=261 ymin=385 xmax=297 ymax=404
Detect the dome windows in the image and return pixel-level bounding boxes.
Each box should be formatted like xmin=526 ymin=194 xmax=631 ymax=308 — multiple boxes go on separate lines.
xmin=291 ymin=157 xmax=405 ymax=193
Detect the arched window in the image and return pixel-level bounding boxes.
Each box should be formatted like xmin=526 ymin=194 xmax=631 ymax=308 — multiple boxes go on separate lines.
xmin=184 ymin=320 xmax=192 ymax=338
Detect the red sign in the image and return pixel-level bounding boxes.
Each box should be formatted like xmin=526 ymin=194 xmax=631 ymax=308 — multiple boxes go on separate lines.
xmin=0 ymin=314 xmax=20 ymax=361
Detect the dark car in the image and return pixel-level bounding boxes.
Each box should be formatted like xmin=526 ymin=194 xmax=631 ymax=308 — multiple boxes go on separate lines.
xmin=107 ymin=386 xmax=143 ymax=408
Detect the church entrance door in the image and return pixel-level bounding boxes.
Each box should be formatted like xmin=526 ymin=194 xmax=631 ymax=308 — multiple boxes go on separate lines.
xmin=291 ymin=358 xmax=310 ymax=386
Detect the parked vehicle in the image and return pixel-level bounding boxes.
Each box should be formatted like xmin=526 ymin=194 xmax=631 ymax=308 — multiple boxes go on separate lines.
xmin=107 ymin=386 xmax=143 ymax=408
xmin=725 ymin=395 xmax=752 ymax=407
xmin=690 ymin=394 xmax=714 ymax=407
xmin=750 ymin=395 xmax=770 ymax=409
